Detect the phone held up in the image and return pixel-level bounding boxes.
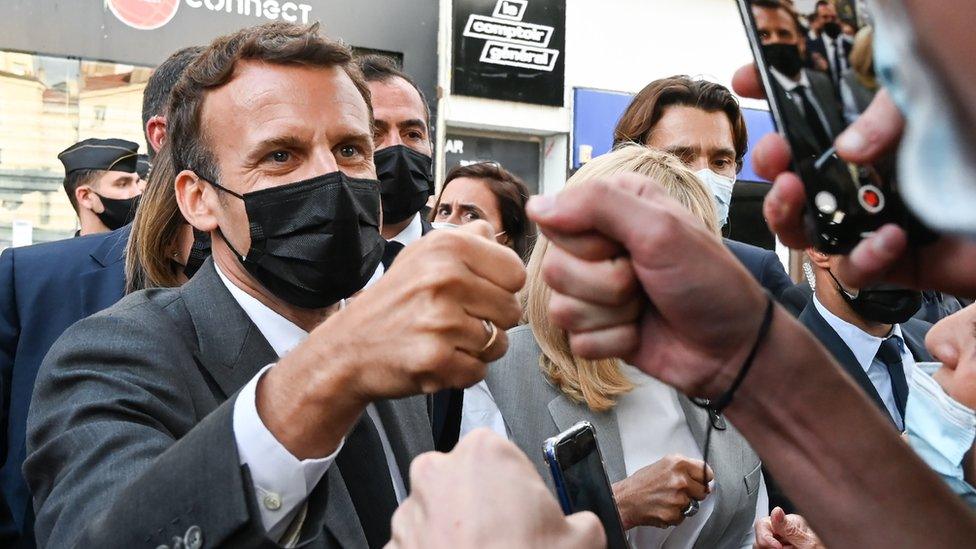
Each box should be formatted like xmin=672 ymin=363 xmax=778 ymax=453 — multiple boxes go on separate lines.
xmin=735 ymin=0 xmax=935 ymax=254
xmin=543 ymin=421 xmax=630 ymax=549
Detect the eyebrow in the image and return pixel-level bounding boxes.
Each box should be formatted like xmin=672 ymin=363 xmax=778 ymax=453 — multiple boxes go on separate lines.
xmin=397 ymin=118 xmax=428 ymax=132
xmin=665 ymin=145 xmax=736 ymax=159
xmin=245 ymin=135 xmax=307 ymax=165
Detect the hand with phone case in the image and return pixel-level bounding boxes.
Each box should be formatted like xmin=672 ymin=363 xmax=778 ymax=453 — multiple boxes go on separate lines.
xmin=389 ymin=429 xmax=605 ymax=549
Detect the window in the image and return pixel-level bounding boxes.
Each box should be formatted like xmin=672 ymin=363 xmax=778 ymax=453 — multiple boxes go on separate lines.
xmin=0 ymin=51 xmax=151 ymax=249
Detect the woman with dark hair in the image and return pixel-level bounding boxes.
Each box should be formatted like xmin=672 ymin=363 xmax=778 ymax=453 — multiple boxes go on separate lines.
xmin=430 ymin=162 xmax=534 ymax=260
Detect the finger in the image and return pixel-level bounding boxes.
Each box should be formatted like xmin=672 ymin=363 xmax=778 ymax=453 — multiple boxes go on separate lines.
xmin=732 ymin=63 xmax=765 ymax=99
xmin=435 ymin=231 xmax=527 ymax=293
xmin=834 ymin=90 xmax=905 ymax=164
xmin=548 ymin=293 xmax=642 ymax=333
xmin=542 ymin=245 xmax=638 ymax=306
xmin=565 ymin=511 xmax=608 ymax=549
xmin=476 ymin=323 xmax=509 ymax=364
xmin=566 ymin=324 xmax=640 ymax=360
xmin=752 ymin=132 xmax=793 ymax=182
xmin=683 ymin=476 xmax=710 ymax=501
xmin=675 ymin=457 xmax=713 ymax=485
xmin=447 ymin=312 xmax=511 ymax=358
xmin=388 ymin=501 xmax=422 ymax=549
xmin=454 ymin=275 xmax=523 ymax=329
xmin=754 ymin=519 xmax=785 ymax=549
xmin=538 ymin=230 xmax=626 ymax=262
xmin=764 ymin=172 xmax=811 ymax=250
xmin=832 ymin=224 xmax=908 ymax=288
xmin=417 ymin=348 xmax=488 ymax=393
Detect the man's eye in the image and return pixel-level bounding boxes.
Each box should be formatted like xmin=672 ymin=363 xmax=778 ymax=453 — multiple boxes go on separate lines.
xmin=270 ymin=151 xmax=290 ymax=163
xmin=339 ymin=145 xmax=359 ymax=158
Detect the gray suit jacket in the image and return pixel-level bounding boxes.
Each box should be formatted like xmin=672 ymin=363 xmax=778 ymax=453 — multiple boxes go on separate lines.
xmin=486 ymin=325 xmax=762 ymax=549
xmin=24 ymin=260 xmax=433 ymax=548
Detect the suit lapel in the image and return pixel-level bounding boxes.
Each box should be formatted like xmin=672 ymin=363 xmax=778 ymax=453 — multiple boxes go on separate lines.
xmin=799 ymin=303 xmax=891 ymax=416
xmin=373 ymin=396 xmax=434 ymax=490
xmin=180 ymin=260 xmax=278 ymax=399
xmin=546 ymin=396 xmax=627 ymax=483
xmin=80 ymin=225 xmax=130 ymax=315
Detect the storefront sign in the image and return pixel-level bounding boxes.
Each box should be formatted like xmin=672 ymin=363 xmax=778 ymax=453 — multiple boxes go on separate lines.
xmin=107 ymin=0 xmax=314 ymax=30
xmin=444 ymin=134 xmax=541 ymax=194
xmin=453 ymin=0 xmax=565 ymax=106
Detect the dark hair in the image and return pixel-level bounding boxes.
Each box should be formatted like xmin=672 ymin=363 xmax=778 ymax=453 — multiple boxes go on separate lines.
xmin=613 ymin=76 xmax=749 ymax=172
xmin=752 ymin=0 xmax=806 ymax=36
xmin=167 ymin=22 xmax=372 ymax=182
xmin=433 ymin=162 xmax=534 ymax=261
xmin=62 ymin=169 xmax=100 ymax=212
xmin=356 ymin=54 xmax=431 ymax=131
xmin=141 ymin=46 xmax=204 ymax=158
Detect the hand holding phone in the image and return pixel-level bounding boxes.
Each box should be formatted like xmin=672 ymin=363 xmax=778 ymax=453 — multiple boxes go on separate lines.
xmin=544 ymin=421 xmax=630 ymax=549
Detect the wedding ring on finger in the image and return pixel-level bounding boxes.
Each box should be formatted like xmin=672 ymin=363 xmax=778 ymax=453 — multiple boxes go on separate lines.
xmin=682 ymin=500 xmax=700 ymax=518
xmin=479 ymin=320 xmax=498 ymax=353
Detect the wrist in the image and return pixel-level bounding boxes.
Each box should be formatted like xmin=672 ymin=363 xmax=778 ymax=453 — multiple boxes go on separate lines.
xmin=611 ymin=479 xmax=635 ymax=530
xmin=256 ymin=337 xmax=366 ymax=460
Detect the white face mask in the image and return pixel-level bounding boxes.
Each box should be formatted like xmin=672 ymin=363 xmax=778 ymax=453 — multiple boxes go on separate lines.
xmin=431 ymin=221 xmax=506 ymax=239
xmin=872 ymin=0 xmax=976 ymax=238
xmin=906 ymin=363 xmax=976 ymax=482
xmin=695 ymin=169 xmax=736 ymax=227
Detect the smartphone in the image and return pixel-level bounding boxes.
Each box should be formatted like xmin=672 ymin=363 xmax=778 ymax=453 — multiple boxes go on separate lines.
xmin=735 ymin=0 xmax=935 ymax=254
xmin=543 ymin=421 xmax=629 ymax=549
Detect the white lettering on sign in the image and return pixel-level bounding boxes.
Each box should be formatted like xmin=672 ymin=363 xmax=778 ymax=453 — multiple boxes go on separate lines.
xmin=445 ymin=139 xmax=465 ymax=154
xmin=479 ymin=40 xmax=559 ymax=71
xmin=462 ymin=14 xmax=553 ymax=48
xmin=182 ymin=0 xmax=312 ymax=23
xmin=492 ymin=0 xmax=527 ymax=21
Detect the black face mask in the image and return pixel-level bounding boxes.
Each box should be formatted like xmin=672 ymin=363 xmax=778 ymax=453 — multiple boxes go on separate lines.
xmin=822 ymin=21 xmax=843 ymax=39
xmin=763 ymin=43 xmax=804 ymax=79
xmin=94 ymin=192 xmax=140 ymax=231
xmin=207 ymin=171 xmax=384 ymax=309
xmin=374 ymin=145 xmax=433 ymax=225
xmin=829 ymin=271 xmax=922 ymax=325
xmin=183 ymin=229 xmax=211 ymax=279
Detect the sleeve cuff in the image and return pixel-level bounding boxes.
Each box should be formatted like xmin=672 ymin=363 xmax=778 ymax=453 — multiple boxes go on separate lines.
xmin=233 ymin=363 xmax=342 ymax=539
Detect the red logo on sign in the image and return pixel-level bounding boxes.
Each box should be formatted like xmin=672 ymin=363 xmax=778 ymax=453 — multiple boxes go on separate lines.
xmin=107 ymin=0 xmax=180 ymax=30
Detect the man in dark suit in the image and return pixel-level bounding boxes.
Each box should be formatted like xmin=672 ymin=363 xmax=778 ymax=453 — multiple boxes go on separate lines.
xmin=57 ymin=138 xmax=143 ymax=236
xmin=613 ymin=75 xmax=793 ymax=298
xmin=24 ymin=23 xmax=524 ymax=548
xmin=804 ymin=1 xmax=852 ymax=90
xmin=0 ymin=46 xmax=201 ymax=547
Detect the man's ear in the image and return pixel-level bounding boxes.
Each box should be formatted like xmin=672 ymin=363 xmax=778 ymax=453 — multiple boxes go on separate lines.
xmin=75 ymin=185 xmax=97 ymax=212
xmin=805 ymin=248 xmax=832 ymax=269
xmin=146 ymin=115 xmax=167 ymax=154
xmin=175 ymin=170 xmax=218 ymax=232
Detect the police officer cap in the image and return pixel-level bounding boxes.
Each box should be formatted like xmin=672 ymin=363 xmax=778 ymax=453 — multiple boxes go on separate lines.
xmin=58 ymin=138 xmax=140 ymax=175
xmin=136 ymin=154 xmax=151 ymax=180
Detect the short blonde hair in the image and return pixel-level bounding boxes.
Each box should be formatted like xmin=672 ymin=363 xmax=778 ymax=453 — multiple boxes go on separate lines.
xmin=525 ymin=145 xmax=719 ymax=412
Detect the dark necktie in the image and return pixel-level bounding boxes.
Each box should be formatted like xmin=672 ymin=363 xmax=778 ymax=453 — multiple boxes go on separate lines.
xmin=876 ymin=336 xmax=909 ymax=424
xmin=382 ymin=240 xmax=405 ymax=270
xmin=830 ymin=39 xmax=842 ymax=83
xmin=335 ymin=413 xmax=398 ymax=548
xmin=794 ymin=85 xmax=833 ymax=150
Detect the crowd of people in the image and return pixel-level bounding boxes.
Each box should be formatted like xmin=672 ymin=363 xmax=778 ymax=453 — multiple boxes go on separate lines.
xmin=0 ymin=0 xmax=974 ymax=547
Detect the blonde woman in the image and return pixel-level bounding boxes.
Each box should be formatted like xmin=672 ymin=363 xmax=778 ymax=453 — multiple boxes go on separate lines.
xmin=462 ymin=145 xmax=767 ymax=549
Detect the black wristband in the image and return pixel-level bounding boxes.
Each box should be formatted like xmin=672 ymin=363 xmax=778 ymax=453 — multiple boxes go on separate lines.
xmin=709 ymin=293 xmax=775 ymax=413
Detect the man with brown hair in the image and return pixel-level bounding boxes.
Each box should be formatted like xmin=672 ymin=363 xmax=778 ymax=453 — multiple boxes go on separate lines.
xmin=24 ymin=22 xmax=528 ymax=548
xmin=613 ymin=75 xmax=793 ymax=298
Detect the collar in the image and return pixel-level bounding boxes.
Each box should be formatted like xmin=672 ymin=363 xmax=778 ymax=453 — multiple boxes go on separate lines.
xmin=390 ymin=213 xmax=424 ymax=247
xmin=771 ymin=66 xmax=811 ymax=91
xmin=214 ymin=263 xmax=308 ymax=357
xmin=813 ymin=295 xmax=904 ymax=373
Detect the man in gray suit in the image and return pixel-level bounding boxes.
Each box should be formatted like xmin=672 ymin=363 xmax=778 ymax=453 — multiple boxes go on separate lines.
xmin=24 ymin=22 xmax=524 ymax=549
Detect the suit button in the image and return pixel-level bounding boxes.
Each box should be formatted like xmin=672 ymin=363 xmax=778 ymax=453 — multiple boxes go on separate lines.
xmin=263 ymin=492 xmax=282 ymax=511
xmin=184 ymin=525 xmax=203 ymax=549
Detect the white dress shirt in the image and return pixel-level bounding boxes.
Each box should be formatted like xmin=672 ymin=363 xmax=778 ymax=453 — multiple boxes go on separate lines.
xmin=220 ymin=265 xmax=405 ymax=542
xmin=615 ymin=365 xmax=765 ymax=549
xmin=389 ymin=212 xmax=424 ymax=247
xmin=770 ymin=67 xmax=835 ymax=140
xmin=459 ymin=369 xmax=767 ymax=548
xmin=814 ymin=296 xmax=917 ymax=430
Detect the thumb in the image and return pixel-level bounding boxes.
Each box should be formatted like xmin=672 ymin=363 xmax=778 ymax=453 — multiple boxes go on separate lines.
xmin=834 ymin=89 xmax=905 ymax=164
xmin=772 ymin=513 xmax=810 ymax=543
xmin=457 ymin=219 xmax=495 ymax=241
xmin=564 ymin=511 xmax=607 ymax=549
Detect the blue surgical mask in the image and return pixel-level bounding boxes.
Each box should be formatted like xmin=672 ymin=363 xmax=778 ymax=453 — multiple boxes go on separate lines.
xmin=695 ymin=169 xmax=736 ymax=227
xmin=872 ymin=0 xmax=976 ymax=238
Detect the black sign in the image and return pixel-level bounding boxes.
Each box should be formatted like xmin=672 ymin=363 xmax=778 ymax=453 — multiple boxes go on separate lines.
xmin=452 ymin=0 xmax=565 ymax=107
xmin=444 ymin=134 xmax=541 ymax=194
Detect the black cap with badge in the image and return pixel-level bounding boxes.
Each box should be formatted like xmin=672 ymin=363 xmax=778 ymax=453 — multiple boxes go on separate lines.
xmin=58 ymin=138 xmax=142 ymax=231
